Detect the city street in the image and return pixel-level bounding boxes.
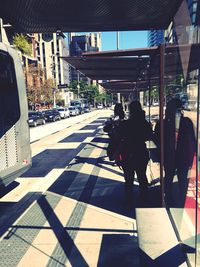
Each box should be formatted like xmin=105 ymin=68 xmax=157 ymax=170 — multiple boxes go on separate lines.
xmin=29 ymin=110 xmax=106 ymax=143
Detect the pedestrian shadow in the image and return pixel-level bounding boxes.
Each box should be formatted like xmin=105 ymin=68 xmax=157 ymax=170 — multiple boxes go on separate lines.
xmin=91 ymin=137 xmax=108 ymax=143
xmin=69 ymin=155 xmax=123 ymax=178
xmin=88 ymin=142 xmax=107 ymax=150
xmin=48 ymin=168 xmax=137 ymax=218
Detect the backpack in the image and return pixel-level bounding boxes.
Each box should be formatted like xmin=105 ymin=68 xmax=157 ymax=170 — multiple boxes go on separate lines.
xmin=106 ymin=125 xmax=127 ymax=167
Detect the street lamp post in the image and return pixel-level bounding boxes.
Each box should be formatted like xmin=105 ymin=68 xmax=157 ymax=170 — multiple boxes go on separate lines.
xmin=53 ymin=88 xmax=56 ymax=108
xmin=77 ymin=71 xmax=80 ymax=99
xmin=77 ymin=83 xmax=80 ymax=99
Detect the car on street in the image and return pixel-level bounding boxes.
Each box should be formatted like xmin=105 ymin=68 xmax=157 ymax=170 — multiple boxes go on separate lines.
xmin=57 ymin=107 xmax=70 ymax=119
xmin=97 ymin=103 xmax=103 ymax=109
xmin=28 ymin=111 xmax=46 ymax=127
xmin=83 ymin=106 xmax=90 ymax=113
xmin=43 ymin=109 xmax=61 ymax=122
xmin=69 ymin=106 xmax=79 ymax=116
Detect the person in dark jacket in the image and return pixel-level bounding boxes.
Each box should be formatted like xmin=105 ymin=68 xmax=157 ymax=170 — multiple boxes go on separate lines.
xmin=119 ymin=101 xmax=152 ymax=194
xmin=114 ymin=103 xmax=125 ymax=121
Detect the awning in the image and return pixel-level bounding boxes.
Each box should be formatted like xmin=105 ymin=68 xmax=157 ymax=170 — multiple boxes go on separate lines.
xmin=61 ymin=44 xmax=200 ymax=85
xmin=0 ymin=0 xmax=183 ymax=33
xmin=60 ymin=53 xmax=153 ymax=81
xmin=83 ymin=47 xmax=158 ymax=57
xmin=99 ymin=80 xmax=159 ymax=92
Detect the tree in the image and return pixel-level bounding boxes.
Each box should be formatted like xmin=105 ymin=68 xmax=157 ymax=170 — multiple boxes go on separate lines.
xmin=41 ymin=78 xmax=55 ymax=104
xmin=13 ymin=34 xmax=32 ymax=56
xmin=25 ymin=64 xmax=42 ymax=108
xmin=81 ymin=84 xmax=99 ymax=104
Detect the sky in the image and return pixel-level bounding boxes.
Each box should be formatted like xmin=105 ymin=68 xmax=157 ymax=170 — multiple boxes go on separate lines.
xmin=73 ymin=31 xmax=148 ymax=51
xmin=101 ymin=31 xmax=148 ymax=51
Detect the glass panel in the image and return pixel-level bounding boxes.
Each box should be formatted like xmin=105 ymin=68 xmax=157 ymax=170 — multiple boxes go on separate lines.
xmin=163 ymin=1 xmax=200 ymax=265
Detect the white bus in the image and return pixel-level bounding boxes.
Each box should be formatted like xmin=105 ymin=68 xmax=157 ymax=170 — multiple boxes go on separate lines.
xmin=0 ymin=43 xmax=31 ymax=187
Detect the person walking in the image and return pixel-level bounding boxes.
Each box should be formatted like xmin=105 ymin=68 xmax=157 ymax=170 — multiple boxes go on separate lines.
xmin=118 ymin=101 xmax=152 ymax=195
xmin=105 ymin=103 xmax=125 ymax=161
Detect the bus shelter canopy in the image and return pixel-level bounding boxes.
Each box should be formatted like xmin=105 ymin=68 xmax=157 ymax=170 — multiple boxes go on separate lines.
xmin=99 ymin=80 xmax=158 ymax=93
xmin=0 ymin=0 xmax=183 ymax=33
xmin=62 ymin=56 xmax=151 ymax=81
xmin=61 ymin=43 xmax=200 ymax=93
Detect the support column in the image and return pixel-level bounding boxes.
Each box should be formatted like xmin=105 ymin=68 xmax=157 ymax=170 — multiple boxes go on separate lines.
xmin=159 ymin=44 xmax=165 ymax=207
xmin=0 ymin=18 xmax=3 ymax=43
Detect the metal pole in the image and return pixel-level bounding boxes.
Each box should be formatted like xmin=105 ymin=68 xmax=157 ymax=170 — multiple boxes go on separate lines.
xmin=0 ymin=18 xmax=3 ymax=43
xmin=117 ymin=31 xmax=120 ymax=102
xmin=195 ymin=27 xmax=200 ymax=266
xmin=77 ymin=71 xmax=80 ymax=99
xmin=53 ymin=88 xmax=56 ymax=108
xmin=159 ymin=44 xmax=165 ymax=207
xmin=117 ymin=31 xmax=119 ymax=50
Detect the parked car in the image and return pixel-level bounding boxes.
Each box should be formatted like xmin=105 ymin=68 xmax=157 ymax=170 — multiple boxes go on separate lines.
xmin=97 ymin=103 xmax=103 ymax=109
xmin=83 ymin=106 xmax=90 ymax=113
xmin=43 ymin=109 xmax=61 ymax=122
xmin=57 ymin=107 xmax=70 ymax=118
xmin=28 ymin=111 xmax=46 ymax=127
xmin=70 ymin=100 xmax=83 ymax=114
xmin=69 ymin=106 xmax=79 ymax=116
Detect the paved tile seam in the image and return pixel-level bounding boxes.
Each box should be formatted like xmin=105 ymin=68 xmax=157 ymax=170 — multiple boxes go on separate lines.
xmin=16 ymin=139 xmax=100 ymax=267
xmin=0 ymin=194 xmax=61 ymax=267
xmin=0 ymin=118 xmax=106 ymax=267
xmin=47 ymin=143 xmax=105 ymax=267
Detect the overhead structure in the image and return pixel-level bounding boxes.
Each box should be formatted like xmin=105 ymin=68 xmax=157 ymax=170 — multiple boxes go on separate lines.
xmin=61 ymin=43 xmax=200 ymax=93
xmin=0 ymin=0 xmax=183 ymax=33
xmin=61 ymin=55 xmax=152 ymax=81
xmin=99 ymin=80 xmax=158 ymax=93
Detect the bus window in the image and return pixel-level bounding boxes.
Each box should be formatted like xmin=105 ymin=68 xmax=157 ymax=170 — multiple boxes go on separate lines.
xmin=0 ymin=52 xmax=20 ymax=137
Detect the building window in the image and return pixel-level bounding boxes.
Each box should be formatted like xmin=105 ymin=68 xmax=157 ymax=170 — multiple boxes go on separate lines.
xmin=51 ymin=42 xmax=54 ymax=55
xmin=42 ymin=43 xmax=46 ymax=68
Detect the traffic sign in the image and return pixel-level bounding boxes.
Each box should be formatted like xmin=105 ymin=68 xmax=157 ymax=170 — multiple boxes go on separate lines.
xmin=58 ymin=84 xmax=68 ymax=89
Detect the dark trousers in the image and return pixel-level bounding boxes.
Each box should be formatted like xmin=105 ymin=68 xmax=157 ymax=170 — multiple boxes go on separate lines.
xmin=122 ymin=157 xmax=149 ymax=192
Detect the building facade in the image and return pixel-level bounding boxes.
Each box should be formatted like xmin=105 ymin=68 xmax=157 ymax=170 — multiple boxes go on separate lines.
xmin=148 ymin=30 xmax=164 ymax=47
xmin=69 ymin=33 xmax=101 ymax=84
xmin=37 ymin=32 xmax=70 ymax=87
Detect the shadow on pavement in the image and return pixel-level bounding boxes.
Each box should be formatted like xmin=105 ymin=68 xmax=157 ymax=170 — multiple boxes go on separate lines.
xmin=0 ymin=181 xmax=20 ymax=198
xmin=48 ymin=168 xmax=137 ymax=218
xmin=21 ymin=147 xmax=84 ymax=178
xmin=0 ymin=192 xmax=42 ymax=238
xmin=38 ymin=195 xmax=89 ymax=267
xmin=97 ymin=234 xmax=140 ymax=267
xmin=59 ymin=132 xmax=94 ymax=143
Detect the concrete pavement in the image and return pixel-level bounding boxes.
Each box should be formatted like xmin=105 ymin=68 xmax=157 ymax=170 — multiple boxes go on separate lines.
xmin=0 ymin=110 xmax=165 ymax=267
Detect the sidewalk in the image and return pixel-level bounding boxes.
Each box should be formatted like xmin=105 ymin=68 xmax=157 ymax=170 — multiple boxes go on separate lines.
xmin=0 ymin=113 xmax=162 ymax=267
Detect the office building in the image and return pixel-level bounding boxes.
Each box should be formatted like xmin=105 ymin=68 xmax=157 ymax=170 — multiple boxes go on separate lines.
xmin=69 ymin=33 xmax=101 ymax=84
xmin=148 ymin=30 xmax=164 ymax=47
xmin=37 ymin=32 xmax=70 ymax=87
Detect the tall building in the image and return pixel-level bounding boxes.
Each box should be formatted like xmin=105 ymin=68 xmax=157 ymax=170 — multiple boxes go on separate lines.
xmin=37 ymin=32 xmax=70 ymax=87
xmin=69 ymin=33 xmax=101 ymax=84
xmin=165 ymin=0 xmax=198 ymax=45
xmin=148 ymin=30 xmax=164 ymax=47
